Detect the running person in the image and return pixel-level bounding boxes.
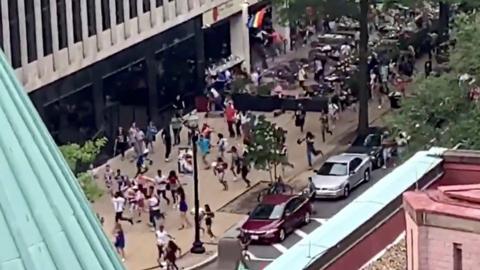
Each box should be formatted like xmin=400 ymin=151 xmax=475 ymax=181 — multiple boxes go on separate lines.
xmin=112 ymin=192 xmax=133 ymax=225
xmin=213 ymin=157 xmax=228 ymax=190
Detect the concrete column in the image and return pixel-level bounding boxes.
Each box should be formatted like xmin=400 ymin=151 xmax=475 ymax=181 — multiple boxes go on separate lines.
xmin=1 ymin=1 xmax=11 ymax=62
xmin=230 ymin=15 xmax=243 ymax=60
xmin=33 ymin=0 xmax=44 ymax=59
xmin=49 ymin=0 xmax=60 ymax=69
xmin=65 ymin=0 xmax=75 ymax=62
xmin=240 ymin=1 xmax=251 ymax=72
xmin=95 ymin=0 xmax=103 ymax=50
xmin=17 ymin=0 xmax=29 ymax=67
xmin=123 ymin=0 xmax=130 ymax=38
xmin=136 ymin=0 xmax=142 ymax=33
xmin=80 ymin=0 xmax=89 ymax=57
xmin=146 ymin=53 xmax=159 ymax=123
xmin=163 ymin=0 xmax=169 ymax=21
xmin=149 ymin=0 xmax=156 ymax=26
xmin=109 ymin=0 xmax=117 ymax=44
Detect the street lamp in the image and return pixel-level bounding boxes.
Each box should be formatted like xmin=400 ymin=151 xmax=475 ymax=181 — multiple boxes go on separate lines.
xmin=185 ymin=113 xmax=205 ymax=254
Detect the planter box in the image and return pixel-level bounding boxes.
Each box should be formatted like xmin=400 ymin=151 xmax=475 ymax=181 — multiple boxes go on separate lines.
xmin=232 ymin=94 xmax=329 ymax=113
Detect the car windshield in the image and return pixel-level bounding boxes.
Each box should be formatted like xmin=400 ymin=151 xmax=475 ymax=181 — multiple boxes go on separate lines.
xmin=250 ymin=203 xmax=285 ymax=220
xmin=317 ymin=162 xmax=348 ymax=176
xmin=364 ymin=134 xmax=381 ymax=147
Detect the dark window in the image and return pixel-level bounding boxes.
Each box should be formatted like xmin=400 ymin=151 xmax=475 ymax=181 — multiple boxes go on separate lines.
xmin=40 ymin=0 xmax=53 ymax=55
xmin=349 ymin=158 xmax=362 ymax=171
xmin=72 ymin=0 xmax=82 ymax=42
xmin=129 ymin=0 xmax=137 ymax=18
xmin=25 ymin=0 xmax=38 ymax=62
xmin=155 ymin=0 xmax=163 ymax=8
xmin=115 ymin=0 xmax=124 ymax=24
xmin=143 ymin=0 xmax=150 ymax=12
xmin=101 ymin=0 xmax=111 ymax=30
xmin=86 ymin=0 xmax=96 ymax=36
xmin=8 ymin=0 xmax=21 ymax=68
xmin=57 ymin=0 xmax=68 ymax=49
xmin=453 ymin=243 xmax=462 ymax=270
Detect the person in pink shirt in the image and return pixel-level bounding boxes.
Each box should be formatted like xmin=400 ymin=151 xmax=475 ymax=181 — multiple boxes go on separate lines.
xmin=224 ymin=101 xmax=236 ymax=138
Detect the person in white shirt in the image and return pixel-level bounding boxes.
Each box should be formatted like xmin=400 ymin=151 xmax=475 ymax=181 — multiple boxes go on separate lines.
xmin=155 ymin=225 xmax=173 ymax=263
xmin=209 ymin=88 xmax=223 ymax=111
xmin=148 ymin=193 xmax=163 ymax=231
xmin=340 ymin=43 xmax=352 ymax=58
xmin=217 ymin=133 xmax=228 ymax=158
xmin=314 ymin=58 xmax=324 ymax=82
xmin=135 ymin=127 xmax=145 ymax=157
xmin=112 ymin=192 xmax=133 ymax=225
xmin=298 ymin=66 xmax=307 ymax=91
xmin=251 ymin=70 xmax=260 ymax=86
xmin=155 ymin=170 xmax=170 ymax=205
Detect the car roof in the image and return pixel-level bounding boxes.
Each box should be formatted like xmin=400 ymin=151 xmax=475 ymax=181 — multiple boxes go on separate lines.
xmin=351 ymin=126 xmax=386 ymax=145
xmin=262 ymin=194 xmax=295 ymax=204
xmin=326 ymin=153 xmax=366 ymax=163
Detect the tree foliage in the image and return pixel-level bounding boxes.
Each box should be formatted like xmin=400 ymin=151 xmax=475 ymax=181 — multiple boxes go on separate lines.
xmin=387 ymin=12 xmax=480 ymax=155
xmin=59 ymin=138 xmax=107 ymax=202
xmin=246 ymin=115 xmax=288 ymax=181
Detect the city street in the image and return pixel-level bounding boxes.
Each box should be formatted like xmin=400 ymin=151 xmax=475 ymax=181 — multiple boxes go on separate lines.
xmin=244 ymin=168 xmax=391 ymax=270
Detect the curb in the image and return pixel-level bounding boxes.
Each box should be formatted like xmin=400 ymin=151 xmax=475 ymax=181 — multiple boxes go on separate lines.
xmin=217 ymin=180 xmax=270 ymax=211
xmin=183 ymin=253 xmax=219 ymax=270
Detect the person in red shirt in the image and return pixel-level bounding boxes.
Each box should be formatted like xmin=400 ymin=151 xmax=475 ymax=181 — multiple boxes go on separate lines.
xmin=224 ymin=101 xmax=236 ymax=138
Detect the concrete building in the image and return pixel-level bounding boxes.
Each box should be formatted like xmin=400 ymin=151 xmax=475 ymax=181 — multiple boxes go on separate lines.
xmin=404 ymin=184 xmax=480 ymax=270
xmin=0 ymin=0 xmax=274 ymax=145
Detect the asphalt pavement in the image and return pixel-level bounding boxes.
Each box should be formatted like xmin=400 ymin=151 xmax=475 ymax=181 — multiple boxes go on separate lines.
xmin=244 ymin=168 xmax=391 ymax=270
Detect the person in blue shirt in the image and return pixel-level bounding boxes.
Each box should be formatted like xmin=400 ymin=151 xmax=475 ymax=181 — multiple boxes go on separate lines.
xmin=135 ymin=149 xmax=152 ymax=177
xmin=197 ymin=134 xmax=211 ymax=169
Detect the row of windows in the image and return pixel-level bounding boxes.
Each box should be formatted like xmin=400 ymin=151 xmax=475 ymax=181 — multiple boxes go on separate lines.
xmin=1 ymin=0 xmax=174 ymax=68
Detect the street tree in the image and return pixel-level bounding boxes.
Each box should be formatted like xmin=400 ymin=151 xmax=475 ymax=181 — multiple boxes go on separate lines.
xmin=60 ymin=138 xmax=107 ymax=202
xmin=246 ymin=115 xmax=288 ymax=181
xmin=272 ymin=0 xmax=370 ymax=135
xmin=386 ymin=13 xmax=480 ymax=157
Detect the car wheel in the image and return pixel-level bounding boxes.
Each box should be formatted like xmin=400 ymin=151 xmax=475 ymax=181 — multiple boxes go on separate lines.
xmin=304 ymin=212 xmax=311 ymax=224
xmin=364 ymin=170 xmax=371 ymax=182
xmin=278 ymin=228 xmax=286 ymax=242
xmin=343 ymin=185 xmax=350 ymax=198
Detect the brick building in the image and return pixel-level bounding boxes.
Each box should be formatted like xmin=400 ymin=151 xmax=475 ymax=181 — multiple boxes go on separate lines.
xmin=404 ymin=184 xmax=480 ymax=270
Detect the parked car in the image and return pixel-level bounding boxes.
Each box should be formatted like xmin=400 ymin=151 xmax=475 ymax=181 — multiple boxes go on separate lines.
xmin=240 ymin=194 xmax=312 ymax=243
xmin=309 ymin=153 xmax=372 ymax=199
xmin=345 ymin=127 xmax=387 ymax=169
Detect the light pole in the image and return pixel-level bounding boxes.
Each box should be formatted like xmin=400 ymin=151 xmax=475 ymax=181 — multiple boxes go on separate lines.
xmin=188 ymin=125 xmax=205 ymax=254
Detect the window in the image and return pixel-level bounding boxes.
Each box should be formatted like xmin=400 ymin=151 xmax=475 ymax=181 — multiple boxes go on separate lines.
xmin=364 ymin=134 xmax=381 ymax=147
xmin=101 ymin=0 xmax=111 ymax=30
xmin=285 ymin=198 xmax=303 ymax=214
xmin=25 ymin=0 xmax=38 ymax=62
xmin=317 ymin=162 xmax=347 ymax=176
xmin=143 ymin=0 xmax=150 ymax=12
xmin=453 ymin=243 xmax=462 ymax=270
xmin=129 ymin=0 xmax=137 ymax=18
xmin=349 ymin=158 xmax=362 ymax=172
xmin=8 ymin=0 xmax=21 ymax=68
xmin=40 ymin=0 xmax=53 ymax=55
xmin=249 ymin=204 xmax=285 ymax=220
xmin=57 ymin=0 xmax=68 ymax=49
xmin=72 ymin=0 xmax=82 ymax=43
xmin=115 ymin=0 xmax=124 ymax=24
xmin=86 ymin=0 xmax=96 ymax=36
xmin=155 ymin=0 xmax=163 ymax=7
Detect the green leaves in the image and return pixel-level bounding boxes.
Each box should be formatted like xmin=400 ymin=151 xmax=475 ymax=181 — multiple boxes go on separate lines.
xmin=387 ymin=12 xmax=480 ymax=156
xmin=246 ymin=115 xmax=288 ymax=179
xmin=59 ymin=137 xmax=107 ymax=202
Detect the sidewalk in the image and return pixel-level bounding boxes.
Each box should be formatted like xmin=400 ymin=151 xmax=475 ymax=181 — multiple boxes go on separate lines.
xmin=92 ymin=102 xmax=388 ymax=270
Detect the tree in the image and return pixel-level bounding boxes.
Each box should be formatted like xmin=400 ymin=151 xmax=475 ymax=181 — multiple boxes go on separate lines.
xmin=59 ymin=138 xmax=107 ymax=202
xmin=246 ymin=115 xmax=288 ymax=181
xmin=386 ymin=12 xmax=480 ymax=157
xmin=272 ymin=0 xmax=370 ymax=135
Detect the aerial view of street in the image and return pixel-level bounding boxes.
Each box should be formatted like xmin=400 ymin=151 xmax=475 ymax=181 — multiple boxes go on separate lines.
xmin=2 ymin=1 xmax=480 ymax=270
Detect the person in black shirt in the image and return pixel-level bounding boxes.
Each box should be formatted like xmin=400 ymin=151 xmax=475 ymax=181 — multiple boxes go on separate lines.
xmin=294 ymin=103 xmax=306 ymax=132
xmin=172 ymin=95 xmax=185 ymax=115
xmin=424 ymin=60 xmax=432 ymax=78
xmin=162 ymin=125 xmax=172 ymax=162
xmin=115 ymin=126 xmax=128 ymax=160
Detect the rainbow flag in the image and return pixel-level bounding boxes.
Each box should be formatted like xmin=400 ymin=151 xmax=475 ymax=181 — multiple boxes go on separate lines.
xmin=252 ymin=8 xmax=266 ymax=28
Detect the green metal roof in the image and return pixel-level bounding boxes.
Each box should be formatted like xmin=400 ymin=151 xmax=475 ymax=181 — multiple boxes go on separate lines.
xmin=0 ymin=52 xmax=124 ymax=270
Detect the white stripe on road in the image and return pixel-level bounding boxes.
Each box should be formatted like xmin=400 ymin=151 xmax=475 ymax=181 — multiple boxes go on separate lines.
xmin=272 ymin=243 xmax=288 ymax=253
xmin=313 ymin=218 xmax=328 ymax=224
xmin=294 ymin=229 xmax=308 ymax=238
xmin=246 ymin=251 xmax=275 ymax=262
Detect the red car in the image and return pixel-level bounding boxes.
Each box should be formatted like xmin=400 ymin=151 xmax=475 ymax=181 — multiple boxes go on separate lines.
xmin=240 ymin=194 xmax=312 ymax=243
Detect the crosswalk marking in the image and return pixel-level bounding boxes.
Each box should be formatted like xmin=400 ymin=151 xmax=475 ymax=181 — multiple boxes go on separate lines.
xmin=272 ymin=243 xmax=288 ymax=253
xmin=312 ymin=218 xmax=328 ymax=224
xmin=246 ymin=251 xmax=275 ymax=262
xmin=294 ymin=229 xmax=308 ymax=238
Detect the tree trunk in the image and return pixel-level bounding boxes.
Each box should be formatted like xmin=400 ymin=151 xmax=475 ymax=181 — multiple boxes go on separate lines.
xmin=439 ymin=2 xmax=450 ymax=34
xmin=357 ymin=0 xmax=369 ymax=136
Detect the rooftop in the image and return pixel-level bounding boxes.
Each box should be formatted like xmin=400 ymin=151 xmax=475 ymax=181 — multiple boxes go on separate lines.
xmin=362 ymin=238 xmax=406 ymax=270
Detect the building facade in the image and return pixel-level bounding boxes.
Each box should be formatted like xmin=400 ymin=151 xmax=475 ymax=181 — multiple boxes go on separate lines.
xmin=0 ymin=0 xmax=264 ymax=145
xmin=404 ymin=184 xmax=480 ymax=270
